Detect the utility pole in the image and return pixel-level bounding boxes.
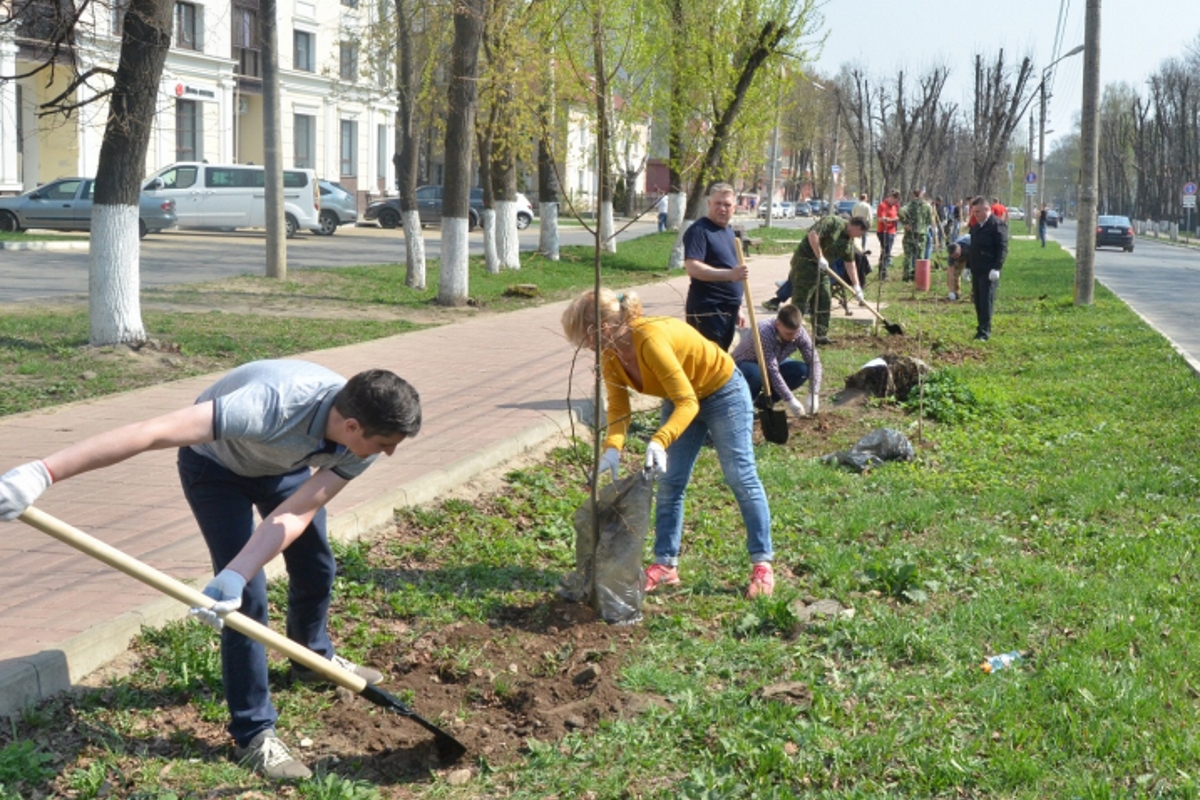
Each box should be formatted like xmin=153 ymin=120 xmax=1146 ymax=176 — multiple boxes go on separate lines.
xmin=1025 ymin=112 xmax=1034 ymax=233
xmin=261 ymin=0 xmax=286 ymax=279
xmin=828 ymin=99 xmax=841 ymax=212
xmin=764 ymin=70 xmax=784 ymax=229
xmin=1075 ymin=0 xmax=1100 ymax=306
xmin=1037 ymin=44 xmax=1084 ymax=227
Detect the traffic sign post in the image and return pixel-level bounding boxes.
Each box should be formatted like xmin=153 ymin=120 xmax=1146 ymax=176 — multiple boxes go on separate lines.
xmin=1185 ymin=183 xmax=1197 ymax=241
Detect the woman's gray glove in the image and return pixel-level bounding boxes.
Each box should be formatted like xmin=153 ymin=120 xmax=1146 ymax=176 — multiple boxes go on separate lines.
xmin=190 ymin=568 xmax=246 ymax=631
xmin=0 ymin=461 xmax=52 ymax=521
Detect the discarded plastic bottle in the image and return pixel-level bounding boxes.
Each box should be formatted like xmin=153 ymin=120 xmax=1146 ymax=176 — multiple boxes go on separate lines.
xmin=981 ymin=651 xmax=1023 ymax=673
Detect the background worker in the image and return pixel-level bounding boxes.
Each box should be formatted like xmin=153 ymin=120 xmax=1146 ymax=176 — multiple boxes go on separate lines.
xmin=0 ymin=360 xmax=422 ymax=781
xmin=875 ymin=190 xmax=900 ymax=278
xmin=788 ymin=214 xmax=869 ymax=345
xmin=967 ymin=197 xmax=1008 ymax=341
xmin=946 ymin=233 xmax=971 ymax=301
xmin=561 ymin=288 xmax=775 ymax=599
xmin=851 ymin=193 xmax=873 ymax=249
xmin=730 ymin=303 xmax=822 ymax=418
xmin=682 ymin=182 xmax=747 ymax=351
xmin=898 ymin=189 xmax=932 ymax=282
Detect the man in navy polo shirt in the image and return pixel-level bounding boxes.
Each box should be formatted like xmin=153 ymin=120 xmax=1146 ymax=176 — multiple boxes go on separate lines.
xmin=0 ymin=359 xmax=421 ymax=781
xmin=682 ymin=182 xmax=748 ymax=351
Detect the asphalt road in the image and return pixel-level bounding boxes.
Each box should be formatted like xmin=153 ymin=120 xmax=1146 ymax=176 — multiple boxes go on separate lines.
xmin=1041 ymin=220 xmax=1200 ymax=368
xmin=0 ymin=214 xmax=821 ymax=304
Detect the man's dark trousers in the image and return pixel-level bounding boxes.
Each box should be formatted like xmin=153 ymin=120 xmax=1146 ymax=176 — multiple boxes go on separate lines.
xmin=970 ymin=268 xmax=997 ymax=340
xmin=178 ymin=447 xmax=337 ymax=748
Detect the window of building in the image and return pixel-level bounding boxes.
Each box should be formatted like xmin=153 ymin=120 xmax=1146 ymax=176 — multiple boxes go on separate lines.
xmin=293 ymin=30 xmax=314 ymax=72
xmin=175 ymin=2 xmax=199 ymax=51
xmin=341 ymin=0 xmax=359 ymax=6
xmin=376 ymin=124 xmax=388 ymax=182
xmin=340 ymin=120 xmax=358 ymax=177
xmin=294 ymin=114 xmax=315 ymax=169
xmin=233 ymin=6 xmax=260 ymax=78
xmin=176 ymin=100 xmax=202 ymax=162
xmin=339 ymin=41 xmax=358 ymax=82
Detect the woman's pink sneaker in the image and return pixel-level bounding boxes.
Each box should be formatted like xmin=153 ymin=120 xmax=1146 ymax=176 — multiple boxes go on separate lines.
xmin=644 ymin=563 xmax=680 ymax=592
xmin=746 ymin=563 xmax=775 ymax=598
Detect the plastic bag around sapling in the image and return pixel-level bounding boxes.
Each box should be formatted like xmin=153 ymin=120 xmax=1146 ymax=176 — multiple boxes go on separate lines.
xmin=823 ymin=428 xmax=915 ymax=473
xmin=565 ymin=471 xmax=653 ymax=624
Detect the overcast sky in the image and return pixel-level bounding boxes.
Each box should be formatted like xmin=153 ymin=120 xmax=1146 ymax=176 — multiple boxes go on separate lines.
xmin=808 ymin=0 xmax=1200 ymax=151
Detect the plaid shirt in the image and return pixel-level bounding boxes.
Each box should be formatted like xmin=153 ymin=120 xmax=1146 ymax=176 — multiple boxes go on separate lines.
xmin=731 ymin=319 xmax=822 ymax=403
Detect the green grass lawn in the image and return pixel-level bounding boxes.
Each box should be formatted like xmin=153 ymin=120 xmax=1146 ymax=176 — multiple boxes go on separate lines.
xmin=3 ymin=238 xmax=1200 ymax=798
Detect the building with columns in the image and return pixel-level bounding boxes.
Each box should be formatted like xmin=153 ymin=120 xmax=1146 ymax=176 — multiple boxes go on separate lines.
xmin=0 ymin=0 xmax=398 ymax=209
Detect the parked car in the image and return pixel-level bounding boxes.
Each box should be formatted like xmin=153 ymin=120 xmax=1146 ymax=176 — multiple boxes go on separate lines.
xmin=316 ymin=180 xmax=358 ymax=235
xmin=795 ymin=201 xmax=813 ymax=217
xmin=835 ymin=199 xmax=857 ymax=217
xmin=757 ymin=201 xmax=785 ymax=219
xmin=779 ymin=202 xmax=796 ymax=219
xmin=1095 ymin=214 xmax=1134 ymax=252
xmin=1045 ymin=209 xmax=1059 ymax=228
xmin=366 ymin=187 xmax=534 ymax=231
xmin=143 ymin=163 xmax=321 ymax=237
xmin=1007 ymin=206 xmax=1025 ymax=221
xmin=0 ymin=177 xmax=176 ymax=238
xmin=514 ymin=192 xmax=535 ymax=230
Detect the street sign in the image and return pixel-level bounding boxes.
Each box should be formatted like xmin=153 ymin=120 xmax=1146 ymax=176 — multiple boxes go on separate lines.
xmin=1184 ymin=195 xmax=1197 ymax=209
xmin=1025 ymin=171 xmax=1038 ymax=184
xmin=1026 ymin=182 xmax=1038 ymax=196
xmin=1184 ymin=182 xmax=1198 ymax=196
xmin=831 ymin=165 xmax=841 ymax=175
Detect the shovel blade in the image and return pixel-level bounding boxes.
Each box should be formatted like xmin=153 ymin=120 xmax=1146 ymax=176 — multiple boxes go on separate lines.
xmin=361 ymin=684 xmax=467 ymax=762
xmin=759 ymin=409 xmax=789 ymax=445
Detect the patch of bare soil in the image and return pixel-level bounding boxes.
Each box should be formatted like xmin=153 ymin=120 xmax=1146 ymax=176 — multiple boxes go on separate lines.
xmin=308 ymin=600 xmax=651 ymax=786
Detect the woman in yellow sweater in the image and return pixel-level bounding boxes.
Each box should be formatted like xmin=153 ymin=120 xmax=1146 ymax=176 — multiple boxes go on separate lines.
xmin=561 ymin=288 xmax=774 ymax=598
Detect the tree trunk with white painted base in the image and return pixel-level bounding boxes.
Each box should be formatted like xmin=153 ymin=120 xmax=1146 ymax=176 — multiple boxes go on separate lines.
xmin=599 ymin=201 xmax=616 ymax=253
xmin=668 ymin=192 xmax=687 ymax=231
xmin=438 ymin=0 xmax=483 ymax=306
xmin=669 ymin=218 xmax=694 ymax=270
xmin=539 ymin=202 xmax=560 ymax=260
xmin=89 ymin=206 xmax=145 ymax=344
xmin=481 ymin=207 xmax=499 ymax=274
xmin=402 ymin=211 xmax=425 ymax=288
xmin=88 ymin=0 xmax=174 ymax=346
xmin=495 ymin=199 xmax=519 ymax=269
xmin=440 ymin=217 xmax=471 ymax=304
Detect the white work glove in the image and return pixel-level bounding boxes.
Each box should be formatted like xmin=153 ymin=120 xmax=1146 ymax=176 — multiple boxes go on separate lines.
xmin=594 ymin=447 xmax=620 ymax=484
xmin=190 ymin=568 xmax=246 ymax=631
xmin=853 ymin=286 xmax=865 ymax=303
xmin=805 ymin=393 xmax=820 ymax=415
xmin=817 ymin=257 xmax=830 ymax=272
xmin=785 ymin=397 xmax=806 ymax=418
xmin=988 ymin=269 xmax=1000 ymax=283
xmin=0 ymin=461 xmax=53 ymax=521
xmin=644 ymin=442 xmax=668 ymax=477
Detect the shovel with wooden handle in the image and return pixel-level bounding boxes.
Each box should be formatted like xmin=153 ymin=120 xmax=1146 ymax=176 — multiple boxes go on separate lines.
xmin=734 ymin=238 xmax=788 ymax=445
xmin=17 ymin=506 xmax=468 ymax=763
xmin=820 ymin=260 xmax=905 ymax=335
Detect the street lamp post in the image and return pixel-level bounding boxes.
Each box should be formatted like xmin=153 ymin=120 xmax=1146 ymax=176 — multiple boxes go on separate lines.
xmin=1038 ymin=44 xmax=1085 ymax=214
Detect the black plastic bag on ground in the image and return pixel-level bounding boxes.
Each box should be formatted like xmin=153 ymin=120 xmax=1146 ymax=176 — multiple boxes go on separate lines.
xmin=823 ymin=428 xmax=914 ymax=473
xmin=559 ymin=472 xmax=652 ymax=624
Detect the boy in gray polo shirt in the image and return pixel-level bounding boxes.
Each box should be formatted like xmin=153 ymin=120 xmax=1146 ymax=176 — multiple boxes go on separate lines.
xmin=0 ymin=359 xmax=421 ymax=780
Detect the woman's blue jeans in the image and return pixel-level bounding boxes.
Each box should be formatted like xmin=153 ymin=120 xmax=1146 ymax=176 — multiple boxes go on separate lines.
xmin=653 ymin=369 xmax=773 ymax=566
xmin=177 ymin=447 xmax=337 ymax=748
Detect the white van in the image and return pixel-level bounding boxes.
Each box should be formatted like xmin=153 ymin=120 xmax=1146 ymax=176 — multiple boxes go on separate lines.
xmin=143 ymin=163 xmax=321 ymax=238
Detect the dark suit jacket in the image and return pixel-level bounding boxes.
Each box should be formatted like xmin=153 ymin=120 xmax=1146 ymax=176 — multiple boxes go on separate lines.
xmin=968 ymin=214 xmax=1008 ymax=273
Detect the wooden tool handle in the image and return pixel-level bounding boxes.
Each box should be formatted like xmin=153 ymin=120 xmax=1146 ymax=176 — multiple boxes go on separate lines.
xmin=734 ymin=237 xmax=772 ymax=402
xmin=17 ymin=506 xmax=368 ymax=692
